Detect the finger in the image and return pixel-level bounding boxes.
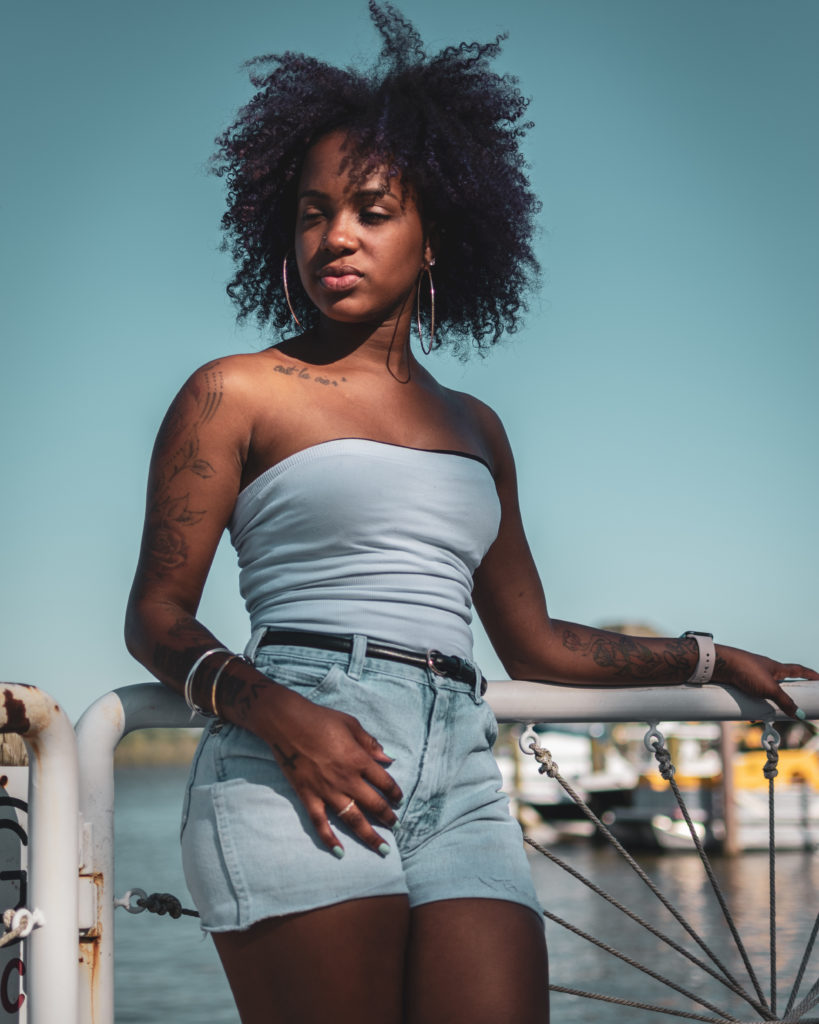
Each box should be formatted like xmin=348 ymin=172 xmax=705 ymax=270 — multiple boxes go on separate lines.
xmin=779 ymin=664 xmax=819 ymax=681
xmin=769 ymin=683 xmax=799 ymax=720
xmin=332 ymin=801 xmax=392 ymax=856
xmin=302 ymin=794 xmax=345 ymax=858
xmin=352 ymin=782 xmax=400 ymax=830
xmin=362 ymin=762 xmax=403 ymax=810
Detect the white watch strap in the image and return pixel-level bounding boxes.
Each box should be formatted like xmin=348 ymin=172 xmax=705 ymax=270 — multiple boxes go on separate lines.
xmin=682 ymin=632 xmax=715 ymax=685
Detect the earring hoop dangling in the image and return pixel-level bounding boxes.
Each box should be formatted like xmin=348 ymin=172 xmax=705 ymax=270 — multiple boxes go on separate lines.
xmin=415 ymin=263 xmax=436 ymax=355
xmin=282 ymin=254 xmax=301 ymax=328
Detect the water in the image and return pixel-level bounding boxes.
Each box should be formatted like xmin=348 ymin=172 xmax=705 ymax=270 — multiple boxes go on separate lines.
xmin=114 ymin=765 xmax=819 ymax=1023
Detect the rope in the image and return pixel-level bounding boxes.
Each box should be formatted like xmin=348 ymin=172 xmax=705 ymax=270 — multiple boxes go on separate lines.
xmin=523 ymin=735 xmax=764 ymax=1012
xmin=784 ymin=912 xmax=819 ymax=1018
xmin=783 ymin=972 xmax=819 ymax=1021
xmin=524 ymin=836 xmax=771 ymax=1018
xmin=137 ymin=893 xmax=199 ymax=919
xmin=649 ymin=732 xmax=770 ymax=1011
xmin=0 ymin=907 xmax=44 ymax=948
xmin=542 ymin=907 xmax=742 ymax=1021
xmin=115 ymin=888 xmax=199 ymax=919
xmin=762 ymin=724 xmax=780 ymax=1018
xmin=549 ymin=985 xmax=745 ymax=1023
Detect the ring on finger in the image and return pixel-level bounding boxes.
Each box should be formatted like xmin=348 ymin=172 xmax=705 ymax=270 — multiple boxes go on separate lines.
xmin=337 ymin=799 xmax=356 ymax=818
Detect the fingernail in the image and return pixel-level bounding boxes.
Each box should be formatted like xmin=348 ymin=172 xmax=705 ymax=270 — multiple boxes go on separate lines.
xmin=332 ymin=845 xmax=345 ymax=860
xmin=796 ymin=708 xmax=807 ymax=720
xmin=382 ymin=751 xmax=396 ymax=761
xmin=389 ymin=819 xmax=401 ymax=832
xmin=394 ymin=796 xmax=405 ymax=809
xmin=378 ymin=843 xmax=391 ymax=857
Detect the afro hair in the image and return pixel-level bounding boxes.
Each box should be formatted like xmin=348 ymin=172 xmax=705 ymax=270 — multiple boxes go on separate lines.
xmin=213 ymin=1 xmax=540 ymax=354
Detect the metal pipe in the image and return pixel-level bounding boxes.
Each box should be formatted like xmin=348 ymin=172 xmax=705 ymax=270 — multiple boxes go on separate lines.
xmin=0 ymin=683 xmax=79 ymax=1024
xmin=485 ymin=679 xmax=819 ymax=724
xmin=75 ymin=684 xmax=203 ymax=1024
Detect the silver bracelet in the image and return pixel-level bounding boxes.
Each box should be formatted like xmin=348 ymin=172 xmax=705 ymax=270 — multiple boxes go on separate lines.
xmin=680 ymin=631 xmax=715 ymax=685
xmin=209 ymin=654 xmax=248 ymax=718
xmin=183 ymin=647 xmax=231 ymax=715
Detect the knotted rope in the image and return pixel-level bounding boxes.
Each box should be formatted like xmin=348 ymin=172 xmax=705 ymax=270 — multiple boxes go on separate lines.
xmin=115 ymin=888 xmax=199 ymax=919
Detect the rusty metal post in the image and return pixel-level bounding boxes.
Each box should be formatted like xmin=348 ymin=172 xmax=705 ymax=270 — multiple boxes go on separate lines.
xmin=75 ymin=684 xmax=204 ymax=1024
xmin=0 ymin=684 xmax=79 ymax=1024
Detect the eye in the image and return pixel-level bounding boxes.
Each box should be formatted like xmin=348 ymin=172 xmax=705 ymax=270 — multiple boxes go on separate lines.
xmin=299 ymin=207 xmax=325 ymax=224
xmin=359 ymin=209 xmax=390 ymax=225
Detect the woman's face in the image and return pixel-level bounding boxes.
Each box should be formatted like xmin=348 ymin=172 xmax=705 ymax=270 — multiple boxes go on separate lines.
xmin=295 ymin=131 xmax=432 ymax=328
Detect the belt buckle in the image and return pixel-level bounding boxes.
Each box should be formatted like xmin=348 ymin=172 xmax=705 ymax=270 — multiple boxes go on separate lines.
xmin=426 ymin=649 xmax=448 ymax=677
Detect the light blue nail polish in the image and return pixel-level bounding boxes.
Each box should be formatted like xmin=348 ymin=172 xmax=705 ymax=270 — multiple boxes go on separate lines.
xmin=332 ymin=845 xmax=345 ymax=860
xmin=796 ymin=708 xmax=807 ymax=720
xmin=395 ymin=796 xmax=405 ymax=809
xmin=378 ymin=843 xmax=391 ymax=857
xmin=389 ymin=820 xmax=401 ymax=832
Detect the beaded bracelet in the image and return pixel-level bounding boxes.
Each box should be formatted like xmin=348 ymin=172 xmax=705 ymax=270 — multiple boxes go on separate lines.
xmin=183 ymin=647 xmax=231 ymax=716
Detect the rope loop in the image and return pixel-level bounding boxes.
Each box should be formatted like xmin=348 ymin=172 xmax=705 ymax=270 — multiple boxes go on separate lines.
xmin=653 ymin=743 xmax=676 ymax=781
xmin=643 ymin=723 xmax=675 ymax=779
xmin=0 ymin=907 xmax=45 ymax=948
xmin=115 ymin=888 xmax=148 ymax=915
xmin=535 ymin=746 xmax=560 ymax=778
xmin=761 ymin=721 xmax=781 ymax=779
xmin=115 ymin=887 xmax=200 ymax=919
xmin=518 ymin=723 xmax=539 ymax=756
xmin=138 ymin=892 xmax=184 ymax=919
xmin=643 ymin=722 xmax=665 ymax=754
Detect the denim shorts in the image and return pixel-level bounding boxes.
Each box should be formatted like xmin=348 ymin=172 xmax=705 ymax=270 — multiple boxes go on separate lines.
xmin=180 ymin=635 xmax=541 ymax=932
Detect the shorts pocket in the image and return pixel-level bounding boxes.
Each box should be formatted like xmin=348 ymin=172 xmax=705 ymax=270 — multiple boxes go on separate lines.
xmin=481 ymin=700 xmax=499 ymax=749
xmin=252 ymin=652 xmax=346 ymax=702
xmin=180 ymin=727 xmax=212 ymax=839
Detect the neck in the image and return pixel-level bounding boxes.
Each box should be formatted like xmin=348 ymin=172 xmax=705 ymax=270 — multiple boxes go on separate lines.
xmin=280 ymin=311 xmax=419 ymax=381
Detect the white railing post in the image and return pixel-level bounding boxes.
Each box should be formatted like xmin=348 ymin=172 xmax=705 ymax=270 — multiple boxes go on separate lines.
xmin=0 ymin=684 xmax=79 ymax=1024
xmin=75 ymin=684 xmax=204 ymax=1024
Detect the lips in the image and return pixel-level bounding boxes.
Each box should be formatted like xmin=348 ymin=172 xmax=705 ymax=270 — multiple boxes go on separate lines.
xmin=318 ymin=265 xmax=363 ymax=292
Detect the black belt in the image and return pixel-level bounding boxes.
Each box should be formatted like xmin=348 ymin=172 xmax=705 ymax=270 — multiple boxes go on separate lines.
xmin=257 ymin=629 xmax=486 ymax=694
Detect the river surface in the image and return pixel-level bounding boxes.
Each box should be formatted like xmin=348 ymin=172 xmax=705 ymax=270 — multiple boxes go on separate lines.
xmin=114 ymin=764 xmax=819 ymax=1023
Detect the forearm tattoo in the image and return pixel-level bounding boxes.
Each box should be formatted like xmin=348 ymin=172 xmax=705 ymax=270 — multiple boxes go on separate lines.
xmin=143 ymin=362 xmax=221 ymax=580
xmin=562 ymin=629 xmax=694 ymax=681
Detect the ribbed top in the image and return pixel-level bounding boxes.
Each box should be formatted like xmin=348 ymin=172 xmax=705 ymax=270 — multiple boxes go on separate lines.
xmin=229 ymin=439 xmax=501 ymax=660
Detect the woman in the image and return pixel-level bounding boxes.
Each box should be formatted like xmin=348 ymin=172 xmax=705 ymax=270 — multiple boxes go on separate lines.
xmin=125 ymin=5 xmax=816 ymax=1022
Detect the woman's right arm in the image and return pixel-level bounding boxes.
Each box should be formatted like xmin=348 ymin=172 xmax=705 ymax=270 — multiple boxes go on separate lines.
xmin=125 ymin=358 xmax=401 ymax=854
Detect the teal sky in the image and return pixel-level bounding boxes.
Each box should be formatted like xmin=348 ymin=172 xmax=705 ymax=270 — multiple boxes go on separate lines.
xmin=2 ymin=0 xmax=817 ymax=722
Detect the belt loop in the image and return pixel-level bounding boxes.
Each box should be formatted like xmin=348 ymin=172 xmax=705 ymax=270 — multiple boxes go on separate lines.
xmin=244 ymin=627 xmax=268 ymax=664
xmin=472 ymin=662 xmax=484 ymax=704
xmin=348 ymin=634 xmax=367 ymax=680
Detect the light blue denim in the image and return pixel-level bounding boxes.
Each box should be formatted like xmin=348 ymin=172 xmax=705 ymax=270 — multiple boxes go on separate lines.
xmin=180 ymin=635 xmax=541 ymax=932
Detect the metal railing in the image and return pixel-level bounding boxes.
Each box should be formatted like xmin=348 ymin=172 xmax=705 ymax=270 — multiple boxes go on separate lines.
xmin=3 ymin=677 xmax=819 ymax=1022
xmin=0 ymin=684 xmax=78 ymax=1024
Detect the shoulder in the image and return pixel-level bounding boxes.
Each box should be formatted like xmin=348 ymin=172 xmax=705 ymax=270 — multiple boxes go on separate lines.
xmin=441 ymin=385 xmax=515 ymax=479
xmin=171 ymin=349 xmax=297 ymax=418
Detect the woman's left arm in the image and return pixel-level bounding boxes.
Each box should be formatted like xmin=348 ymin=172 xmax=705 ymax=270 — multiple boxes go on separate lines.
xmin=471 ymin=408 xmax=818 ymax=718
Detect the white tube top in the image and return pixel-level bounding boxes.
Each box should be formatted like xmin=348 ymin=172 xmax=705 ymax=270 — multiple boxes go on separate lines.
xmin=228 ymin=438 xmax=501 ymax=660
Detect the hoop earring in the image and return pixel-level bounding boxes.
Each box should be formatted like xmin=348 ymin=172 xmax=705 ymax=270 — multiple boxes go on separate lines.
xmin=415 ymin=264 xmax=436 ymax=355
xmin=282 ymin=254 xmax=301 ymax=328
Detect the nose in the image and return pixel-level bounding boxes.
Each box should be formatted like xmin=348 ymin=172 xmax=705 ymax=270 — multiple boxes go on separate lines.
xmin=321 ymin=212 xmax=357 ymax=254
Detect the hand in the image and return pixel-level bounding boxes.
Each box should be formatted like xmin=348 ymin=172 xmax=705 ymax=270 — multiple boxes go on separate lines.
xmin=713 ymin=644 xmax=819 ymax=719
xmin=258 ymin=686 xmax=403 ymax=858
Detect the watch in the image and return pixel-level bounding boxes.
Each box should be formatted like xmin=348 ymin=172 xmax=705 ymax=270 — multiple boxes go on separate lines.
xmin=680 ymin=631 xmax=715 ymax=685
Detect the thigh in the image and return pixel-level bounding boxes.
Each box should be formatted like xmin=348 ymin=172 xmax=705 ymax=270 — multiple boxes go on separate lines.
xmin=404 ymin=898 xmax=549 ymax=1024
xmin=212 ymin=894 xmax=411 ymax=1024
